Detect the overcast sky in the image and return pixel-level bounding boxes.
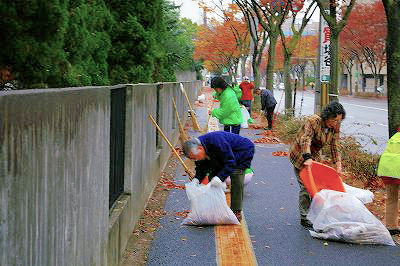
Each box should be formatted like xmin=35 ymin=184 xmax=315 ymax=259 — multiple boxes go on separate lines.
xmin=174 ymin=0 xmax=203 ymax=24
xmin=173 ymin=0 xmax=320 ymax=24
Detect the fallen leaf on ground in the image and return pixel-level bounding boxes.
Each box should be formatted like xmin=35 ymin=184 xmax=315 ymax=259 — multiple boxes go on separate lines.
xmin=272 ymin=151 xmax=288 ymax=156
xmin=254 ymin=136 xmax=282 ymax=144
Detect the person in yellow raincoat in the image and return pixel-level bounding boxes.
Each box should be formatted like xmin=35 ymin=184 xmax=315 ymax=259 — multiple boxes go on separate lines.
xmin=377 ymin=129 xmax=400 ymax=235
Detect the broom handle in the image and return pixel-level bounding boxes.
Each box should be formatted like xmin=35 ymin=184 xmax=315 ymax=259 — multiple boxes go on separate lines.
xmin=148 ymin=114 xmax=194 ymax=179
xmin=172 ymin=98 xmax=184 ymax=131
xmin=182 ymin=85 xmax=194 ymax=112
xmin=172 ymin=98 xmax=188 ymax=139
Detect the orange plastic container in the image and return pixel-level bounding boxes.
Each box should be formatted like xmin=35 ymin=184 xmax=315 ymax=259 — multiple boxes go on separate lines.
xmin=299 ymin=161 xmax=345 ymax=198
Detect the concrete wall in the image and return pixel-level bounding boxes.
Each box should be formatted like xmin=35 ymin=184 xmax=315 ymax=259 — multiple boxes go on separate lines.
xmin=0 ymin=81 xmax=201 ymax=266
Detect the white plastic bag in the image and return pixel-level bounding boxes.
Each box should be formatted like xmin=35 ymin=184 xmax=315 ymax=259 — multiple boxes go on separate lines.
xmin=240 ymin=105 xmax=250 ymax=128
xmin=307 ymin=189 xmax=395 ymax=246
xmin=182 ymin=178 xmax=239 ymax=225
xmin=343 ymin=183 xmax=374 ymax=204
xmin=197 ymin=94 xmax=206 ymax=103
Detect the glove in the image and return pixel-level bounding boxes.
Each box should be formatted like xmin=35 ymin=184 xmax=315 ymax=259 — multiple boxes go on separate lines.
xmin=191 ymin=178 xmax=199 ymax=185
xmin=210 ymin=176 xmax=222 ymax=187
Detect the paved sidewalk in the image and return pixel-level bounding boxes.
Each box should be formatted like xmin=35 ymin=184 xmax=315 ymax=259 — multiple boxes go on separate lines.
xmin=145 ymin=94 xmax=400 ymax=265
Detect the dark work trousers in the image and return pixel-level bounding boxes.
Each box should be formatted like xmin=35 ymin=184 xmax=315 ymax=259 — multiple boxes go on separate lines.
xmin=224 ymin=124 xmax=241 ymax=135
xmin=230 ymin=169 xmax=245 ymax=212
xmin=264 ymin=104 xmax=276 ymax=129
xmin=294 ymin=167 xmax=311 ymax=221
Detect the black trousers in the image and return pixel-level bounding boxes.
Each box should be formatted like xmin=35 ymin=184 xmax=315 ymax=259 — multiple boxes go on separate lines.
xmin=224 ymin=124 xmax=241 ymax=134
xmin=264 ymin=104 xmax=276 ymax=129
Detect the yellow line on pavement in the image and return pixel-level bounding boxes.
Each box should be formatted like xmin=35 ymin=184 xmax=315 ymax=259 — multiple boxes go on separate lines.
xmin=215 ymin=193 xmax=258 ymax=266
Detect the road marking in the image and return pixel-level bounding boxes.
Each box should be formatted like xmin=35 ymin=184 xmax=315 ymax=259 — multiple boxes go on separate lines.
xmin=298 ymin=96 xmax=387 ymax=111
xmin=215 ymin=193 xmax=258 ymax=266
xmin=341 ymin=102 xmax=387 ymax=111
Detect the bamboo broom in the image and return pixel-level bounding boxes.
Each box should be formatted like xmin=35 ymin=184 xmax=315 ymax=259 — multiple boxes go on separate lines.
xmin=180 ymin=83 xmax=202 ymax=132
xmin=202 ymin=100 xmax=215 ymax=133
xmin=148 ymin=114 xmax=194 ymax=179
xmin=172 ymin=98 xmax=189 ymax=144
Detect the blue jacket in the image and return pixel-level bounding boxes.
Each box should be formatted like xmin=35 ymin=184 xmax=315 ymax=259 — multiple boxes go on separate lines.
xmin=194 ymin=131 xmax=255 ymax=182
xmin=261 ymin=89 xmax=277 ymax=110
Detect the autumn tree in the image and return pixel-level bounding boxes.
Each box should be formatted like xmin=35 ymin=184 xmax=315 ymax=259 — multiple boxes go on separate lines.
xmin=341 ymin=2 xmax=387 ymax=93
xmin=293 ymin=34 xmax=318 ymax=89
xmin=382 ymin=0 xmax=400 ymax=138
xmin=236 ymin=1 xmax=268 ymax=89
xmin=196 ymin=1 xmax=250 ymax=81
xmin=194 ymin=19 xmax=246 ymax=77
xmin=314 ymin=0 xmax=356 ymax=101
xmin=278 ymin=0 xmax=317 ymax=112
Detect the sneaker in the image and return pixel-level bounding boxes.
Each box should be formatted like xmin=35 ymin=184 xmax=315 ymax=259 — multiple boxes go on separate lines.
xmin=300 ymin=219 xmax=313 ymax=228
xmin=233 ymin=211 xmax=242 ymax=222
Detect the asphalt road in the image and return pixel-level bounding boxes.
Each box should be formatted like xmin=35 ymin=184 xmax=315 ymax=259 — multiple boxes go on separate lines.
xmin=271 ymin=89 xmax=389 ymax=154
xmin=146 ymin=105 xmax=400 ymax=265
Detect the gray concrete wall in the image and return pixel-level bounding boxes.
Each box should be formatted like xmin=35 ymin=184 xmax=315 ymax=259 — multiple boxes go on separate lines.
xmin=0 ymin=81 xmax=201 ymax=266
xmin=0 ymin=87 xmax=110 ymax=265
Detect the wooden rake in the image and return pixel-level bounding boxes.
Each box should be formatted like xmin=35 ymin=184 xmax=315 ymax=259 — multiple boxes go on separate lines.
xmin=172 ymin=98 xmax=189 ymax=145
xmin=180 ymin=83 xmax=202 ymax=132
xmin=148 ymin=114 xmax=194 ymax=180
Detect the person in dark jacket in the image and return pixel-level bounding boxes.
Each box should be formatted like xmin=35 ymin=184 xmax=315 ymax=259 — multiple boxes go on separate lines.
xmin=183 ymin=131 xmax=255 ymax=221
xmin=255 ymin=88 xmax=277 ymax=130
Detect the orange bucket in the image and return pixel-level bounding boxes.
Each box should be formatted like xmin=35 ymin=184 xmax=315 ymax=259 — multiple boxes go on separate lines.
xmin=299 ymin=161 xmax=345 ymax=198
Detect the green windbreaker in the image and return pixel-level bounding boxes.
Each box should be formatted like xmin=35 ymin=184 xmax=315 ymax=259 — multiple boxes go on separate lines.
xmin=377 ymin=132 xmax=400 ymax=178
xmin=211 ymin=87 xmax=243 ymax=125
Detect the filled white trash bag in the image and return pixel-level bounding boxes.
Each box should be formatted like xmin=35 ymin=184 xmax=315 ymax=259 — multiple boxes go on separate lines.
xmin=343 ymin=183 xmax=374 ymax=204
xmin=182 ymin=177 xmax=239 ymax=225
xmin=307 ymin=189 xmax=395 ymax=246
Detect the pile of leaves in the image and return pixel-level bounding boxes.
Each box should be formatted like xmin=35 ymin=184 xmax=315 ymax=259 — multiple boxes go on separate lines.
xmin=256 ymin=130 xmax=279 ymax=138
xmin=249 ymin=124 xmax=264 ymax=129
xmin=159 ymin=177 xmax=185 ymax=190
xmin=272 ymin=151 xmax=288 ymax=156
xmin=254 ymin=136 xmax=281 ymax=144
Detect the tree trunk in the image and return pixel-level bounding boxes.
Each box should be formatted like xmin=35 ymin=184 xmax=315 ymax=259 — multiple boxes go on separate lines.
xmin=266 ymin=34 xmax=278 ymax=91
xmin=252 ymin=49 xmax=260 ymax=89
xmin=329 ymin=29 xmax=340 ymax=102
xmin=284 ymin=51 xmax=293 ymax=113
xmin=383 ymin=0 xmax=400 ymax=138
xmin=349 ymin=72 xmax=353 ymax=95
xmin=241 ymin=55 xmax=247 ymax=78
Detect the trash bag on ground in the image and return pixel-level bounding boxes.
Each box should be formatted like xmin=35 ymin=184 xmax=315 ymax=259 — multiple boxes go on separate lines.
xmin=307 ymin=189 xmax=395 ymax=246
xmin=182 ymin=178 xmax=239 ymax=225
xmin=225 ymin=168 xmax=254 ymax=187
xmin=343 ymin=183 xmax=374 ymax=204
xmin=240 ymin=105 xmax=251 ymax=128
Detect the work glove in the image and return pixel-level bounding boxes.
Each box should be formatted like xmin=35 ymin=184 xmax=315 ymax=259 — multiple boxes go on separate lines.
xmin=210 ymin=177 xmax=227 ymax=190
xmin=210 ymin=176 xmax=222 ymax=187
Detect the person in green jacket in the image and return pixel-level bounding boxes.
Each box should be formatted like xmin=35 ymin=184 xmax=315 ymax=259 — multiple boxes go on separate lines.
xmin=210 ymin=77 xmax=243 ymax=134
xmin=377 ymin=129 xmax=400 ymax=235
